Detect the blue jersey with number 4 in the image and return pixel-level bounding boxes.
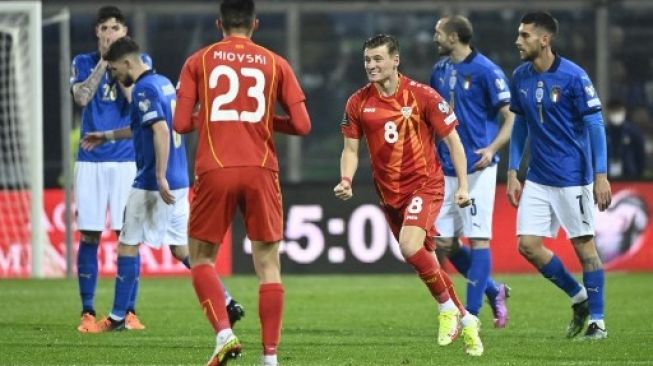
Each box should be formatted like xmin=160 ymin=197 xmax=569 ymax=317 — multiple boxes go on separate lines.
xmin=70 ymin=51 xmax=152 ymax=162
xmin=510 ymin=55 xmax=602 ymax=187
xmin=430 ymin=50 xmax=511 ymax=175
xmin=130 ymin=70 xmax=188 ymax=191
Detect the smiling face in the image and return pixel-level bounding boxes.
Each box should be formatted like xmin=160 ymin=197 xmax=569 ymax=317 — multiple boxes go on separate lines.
xmin=515 ymin=23 xmax=549 ymax=62
xmin=363 ymin=44 xmax=399 ymax=84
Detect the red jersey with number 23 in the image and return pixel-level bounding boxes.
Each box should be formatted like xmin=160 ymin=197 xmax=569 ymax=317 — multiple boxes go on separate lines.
xmin=341 ymin=75 xmax=458 ymax=208
xmin=176 ymin=35 xmax=305 ymax=175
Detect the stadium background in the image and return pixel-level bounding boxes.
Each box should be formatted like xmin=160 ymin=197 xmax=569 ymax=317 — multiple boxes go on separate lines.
xmin=2 ymin=0 xmax=653 ymax=277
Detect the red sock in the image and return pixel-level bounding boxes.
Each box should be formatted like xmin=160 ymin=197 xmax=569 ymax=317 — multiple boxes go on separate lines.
xmin=191 ymin=264 xmax=231 ymax=333
xmin=406 ymin=248 xmax=450 ymax=303
xmin=441 ymin=268 xmax=466 ymax=314
xmin=259 ymin=283 xmax=284 ymax=355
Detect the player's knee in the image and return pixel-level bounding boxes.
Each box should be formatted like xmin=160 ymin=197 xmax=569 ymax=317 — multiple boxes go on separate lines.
xmin=169 ymin=245 xmax=189 ymax=260
xmin=518 ymin=239 xmax=538 ymax=259
xmin=571 ymin=235 xmax=594 ymax=248
xmin=435 ymin=237 xmax=457 ymax=256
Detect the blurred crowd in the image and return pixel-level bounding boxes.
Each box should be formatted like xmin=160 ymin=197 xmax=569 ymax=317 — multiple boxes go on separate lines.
xmin=42 ymin=4 xmax=653 ymax=186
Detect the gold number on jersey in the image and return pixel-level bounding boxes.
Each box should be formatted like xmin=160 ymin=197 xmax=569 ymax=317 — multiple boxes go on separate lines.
xmin=209 ymin=65 xmax=266 ymax=123
xmin=102 ymin=83 xmax=117 ymax=101
xmin=384 ymin=121 xmax=399 ymax=143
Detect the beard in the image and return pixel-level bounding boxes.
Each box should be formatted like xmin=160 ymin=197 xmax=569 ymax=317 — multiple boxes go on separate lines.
xmin=437 ymin=44 xmax=452 ymax=56
xmin=520 ymin=48 xmax=537 ymax=62
xmin=121 ymin=75 xmax=135 ymax=87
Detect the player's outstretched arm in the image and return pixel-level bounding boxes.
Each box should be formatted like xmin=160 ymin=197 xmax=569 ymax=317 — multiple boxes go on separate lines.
xmin=585 ymin=112 xmax=612 ymax=211
xmin=334 ymin=137 xmax=358 ymax=201
xmin=443 ymin=129 xmax=471 ymax=208
xmin=473 ymin=105 xmax=515 ymax=170
xmin=506 ymin=114 xmax=527 ymax=207
xmin=80 ymin=126 xmax=132 ymax=150
xmin=72 ymin=60 xmax=108 ymax=107
xmin=273 ymin=101 xmax=311 ymax=136
xmin=152 ymin=121 xmax=175 ymax=205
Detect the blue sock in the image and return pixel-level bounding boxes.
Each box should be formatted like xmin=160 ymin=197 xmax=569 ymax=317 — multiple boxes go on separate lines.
xmin=110 ymin=256 xmax=138 ymax=320
xmin=583 ymin=269 xmax=605 ymax=320
xmin=449 ymin=245 xmax=500 ymax=299
xmin=449 ymin=245 xmax=471 ymax=276
xmin=466 ymin=248 xmax=491 ymax=315
xmin=77 ymin=241 xmax=99 ymax=313
xmin=181 ymin=256 xmax=191 ymax=269
xmin=126 ymin=253 xmax=141 ymax=312
xmin=539 ymin=255 xmax=582 ymax=297
xmin=485 ymin=278 xmax=500 ymax=299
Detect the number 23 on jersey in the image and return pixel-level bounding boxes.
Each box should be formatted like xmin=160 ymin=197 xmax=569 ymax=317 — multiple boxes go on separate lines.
xmin=208 ymin=65 xmax=266 ymax=123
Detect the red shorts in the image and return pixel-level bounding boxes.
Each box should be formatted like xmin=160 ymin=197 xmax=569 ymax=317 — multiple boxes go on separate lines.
xmin=383 ymin=190 xmax=443 ymax=251
xmin=189 ymin=167 xmax=283 ymax=244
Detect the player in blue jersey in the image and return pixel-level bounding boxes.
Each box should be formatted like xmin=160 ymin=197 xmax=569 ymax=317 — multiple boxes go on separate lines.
xmin=507 ymin=12 xmax=611 ymax=340
xmin=71 ymin=5 xmax=149 ymax=332
xmin=80 ymin=36 xmax=188 ymax=331
xmin=430 ymin=15 xmax=514 ymax=328
xmin=72 ymin=9 xmax=243 ymax=332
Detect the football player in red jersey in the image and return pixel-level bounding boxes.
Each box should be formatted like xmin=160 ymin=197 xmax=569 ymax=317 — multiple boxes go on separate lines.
xmin=334 ymin=34 xmax=483 ymax=356
xmin=174 ymin=1 xmax=310 ymax=365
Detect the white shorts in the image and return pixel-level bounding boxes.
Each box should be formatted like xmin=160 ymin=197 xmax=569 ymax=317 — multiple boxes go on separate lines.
xmin=119 ymin=188 xmax=189 ymax=248
xmin=517 ymin=180 xmax=595 ymax=239
xmin=436 ymin=165 xmax=497 ymax=239
xmin=75 ymin=161 xmax=136 ymax=231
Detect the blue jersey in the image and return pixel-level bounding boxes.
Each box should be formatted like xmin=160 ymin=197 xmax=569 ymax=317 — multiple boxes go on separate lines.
xmin=70 ymin=52 xmax=152 ymax=162
xmin=510 ymin=55 xmax=602 ymax=187
xmin=130 ymin=70 xmax=189 ymax=191
xmin=430 ymin=50 xmax=511 ymax=175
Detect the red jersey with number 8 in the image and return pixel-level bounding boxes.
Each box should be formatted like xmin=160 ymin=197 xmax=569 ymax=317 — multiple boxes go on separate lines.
xmin=341 ymin=76 xmax=458 ymax=208
xmin=176 ymin=35 xmax=305 ymax=174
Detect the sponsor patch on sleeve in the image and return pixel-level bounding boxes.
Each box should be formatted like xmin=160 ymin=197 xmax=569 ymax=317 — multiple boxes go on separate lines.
xmin=142 ymin=111 xmax=159 ymax=122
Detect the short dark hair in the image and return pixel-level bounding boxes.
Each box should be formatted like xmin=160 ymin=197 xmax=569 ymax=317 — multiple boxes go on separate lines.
xmin=364 ymin=34 xmax=400 ymax=55
xmin=520 ymin=11 xmax=558 ymax=36
xmin=441 ymin=16 xmax=474 ymax=45
xmin=220 ymin=0 xmax=255 ymax=31
xmin=96 ymin=6 xmax=126 ymax=26
xmin=103 ymin=36 xmax=140 ymax=61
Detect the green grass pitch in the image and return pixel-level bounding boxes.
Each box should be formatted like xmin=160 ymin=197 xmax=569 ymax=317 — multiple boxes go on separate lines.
xmin=1 ymin=273 xmax=652 ymax=365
